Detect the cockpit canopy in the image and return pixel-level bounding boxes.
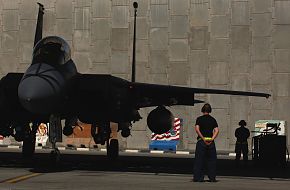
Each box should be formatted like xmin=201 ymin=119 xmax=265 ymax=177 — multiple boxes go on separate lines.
xmin=33 ymin=36 xmax=71 ymax=65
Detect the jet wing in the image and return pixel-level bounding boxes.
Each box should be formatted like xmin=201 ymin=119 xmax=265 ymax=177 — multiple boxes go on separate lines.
xmin=130 ymin=82 xmax=270 ymax=108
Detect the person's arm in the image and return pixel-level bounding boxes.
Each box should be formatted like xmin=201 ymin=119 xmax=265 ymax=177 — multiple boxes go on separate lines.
xmin=211 ymin=127 xmax=219 ymax=141
xmin=195 ymin=125 xmax=205 ymax=140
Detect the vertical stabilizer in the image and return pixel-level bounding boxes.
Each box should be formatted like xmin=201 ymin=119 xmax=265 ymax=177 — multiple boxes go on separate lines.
xmin=131 ymin=2 xmax=138 ymax=83
xmin=34 ymin=3 xmax=45 ymax=47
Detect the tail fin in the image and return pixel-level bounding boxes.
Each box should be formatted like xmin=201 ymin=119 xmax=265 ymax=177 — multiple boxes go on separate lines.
xmin=34 ymin=3 xmax=44 ymax=47
xmin=131 ymin=2 xmax=138 ymax=83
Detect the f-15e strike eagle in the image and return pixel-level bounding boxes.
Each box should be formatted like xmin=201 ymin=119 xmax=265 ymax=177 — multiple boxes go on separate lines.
xmin=0 ymin=2 xmax=270 ymax=161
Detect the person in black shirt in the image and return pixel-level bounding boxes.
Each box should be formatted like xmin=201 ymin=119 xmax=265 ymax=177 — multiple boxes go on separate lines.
xmin=235 ymin=120 xmax=250 ymax=166
xmin=193 ymin=103 xmax=219 ymax=182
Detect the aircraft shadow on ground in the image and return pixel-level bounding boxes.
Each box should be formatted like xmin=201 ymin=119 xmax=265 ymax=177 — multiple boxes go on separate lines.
xmin=0 ymin=152 xmax=289 ymax=178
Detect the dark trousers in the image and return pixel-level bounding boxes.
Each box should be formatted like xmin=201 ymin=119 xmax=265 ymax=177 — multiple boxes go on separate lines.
xmin=193 ymin=140 xmax=217 ymax=181
xmin=235 ymin=143 xmax=248 ymax=163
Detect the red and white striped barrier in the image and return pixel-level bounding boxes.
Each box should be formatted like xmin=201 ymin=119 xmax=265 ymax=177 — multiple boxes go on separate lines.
xmin=151 ymin=118 xmax=181 ymax=141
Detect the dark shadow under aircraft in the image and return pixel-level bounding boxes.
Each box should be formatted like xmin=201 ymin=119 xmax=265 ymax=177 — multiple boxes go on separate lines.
xmin=0 ymin=3 xmax=270 ymax=161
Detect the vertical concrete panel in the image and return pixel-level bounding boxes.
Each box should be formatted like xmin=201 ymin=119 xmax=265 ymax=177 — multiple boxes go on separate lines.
xmin=150 ymin=4 xmax=168 ymax=27
xmin=252 ymin=37 xmax=271 ymax=61
xmin=252 ymin=62 xmax=272 ymax=85
xmin=231 ymin=1 xmax=249 ymax=26
xmin=169 ymin=16 xmax=188 ymax=38
xmin=190 ymin=2 xmax=209 ymax=26
xmin=272 ymin=74 xmax=290 ymax=97
xmin=92 ymin=0 xmax=111 ymax=17
xmin=231 ymin=74 xmax=250 ymax=91
xmin=251 ymin=85 xmax=272 ymax=110
xmin=209 ymin=38 xmax=229 ymax=61
xmin=73 ymin=52 xmax=92 ymax=73
xmin=274 ymin=49 xmax=290 ymax=73
xmin=210 ymin=0 xmax=229 ymax=15
xmin=129 ymin=17 xmax=149 ymax=39
xmin=3 ymin=10 xmax=19 ymax=31
xmin=56 ymin=0 xmax=72 ymax=19
xmin=169 ymin=0 xmax=189 ymax=15
xmin=112 ymin=6 xmax=128 ymax=28
xmin=111 ymin=28 xmax=129 ymax=51
xmin=168 ymin=62 xmax=190 ymax=85
xmin=231 ymin=26 xmax=251 ymax=50
xmin=208 ymin=62 xmax=229 ymax=85
xmin=251 ymin=13 xmax=272 ymax=37
xmin=189 ymin=26 xmax=209 ymax=50
xmin=149 ymin=28 xmax=168 ymax=50
xmin=169 ymin=39 xmax=189 ymax=61
xmin=20 ymin=0 xmax=37 ymax=19
xmin=91 ymin=18 xmax=111 ymax=40
xmin=274 ymin=0 xmax=290 ymax=24
xmin=230 ymin=49 xmax=250 ymax=74
xmin=20 ymin=20 xmax=35 ymax=43
xmin=189 ymin=50 xmax=208 ymax=74
xmin=111 ymin=51 xmax=129 ymax=74
xmin=273 ymin=25 xmax=290 ymax=49
xmin=210 ymin=15 xmax=230 ymax=38
xmin=73 ymin=30 xmax=91 ymax=52
xmin=74 ymin=7 xmax=90 ymax=30
xmin=2 ymin=31 xmax=19 ymax=53
xmin=149 ymin=50 xmax=168 ymax=74
xmin=56 ymin=19 xmax=73 ymax=41
xmin=251 ymin=0 xmax=272 ymax=13
xmin=90 ymin=40 xmax=110 ymax=63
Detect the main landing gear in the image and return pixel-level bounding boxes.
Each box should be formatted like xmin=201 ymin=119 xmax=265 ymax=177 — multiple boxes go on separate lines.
xmin=91 ymin=122 xmax=120 ymax=160
xmin=48 ymin=115 xmax=62 ymax=163
xmin=22 ymin=123 xmax=38 ymax=158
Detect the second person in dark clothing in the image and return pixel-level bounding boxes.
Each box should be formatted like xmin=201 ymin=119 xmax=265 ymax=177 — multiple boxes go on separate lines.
xmin=193 ymin=103 xmax=219 ymax=182
xmin=235 ymin=120 xmax=250 ymax=166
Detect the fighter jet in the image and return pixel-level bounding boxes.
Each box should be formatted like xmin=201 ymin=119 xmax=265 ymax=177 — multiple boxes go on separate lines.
xmin=0 ymin=3 xmax=270 ymax=161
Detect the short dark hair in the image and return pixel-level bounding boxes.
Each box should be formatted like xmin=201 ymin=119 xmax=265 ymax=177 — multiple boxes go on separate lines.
xmin=201 ymin=103 xmax=212 ymax=113
xmin=239 ymin=120 xmax=247 ymax=126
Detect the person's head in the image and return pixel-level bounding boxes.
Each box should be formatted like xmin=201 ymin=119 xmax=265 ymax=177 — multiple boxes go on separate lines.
xmin=238 ymin=120 xmax=247 ymax=127
xmin=201 ymin=103 xmax=212 ymax=114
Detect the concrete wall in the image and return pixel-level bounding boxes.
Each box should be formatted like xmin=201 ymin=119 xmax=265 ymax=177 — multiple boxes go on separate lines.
xmin=1 ymin=0 xmax=290 ymax=151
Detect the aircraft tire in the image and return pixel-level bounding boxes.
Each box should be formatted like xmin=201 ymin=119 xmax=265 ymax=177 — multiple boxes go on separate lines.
xmin=107 ymin=139 xmax=119 ymax=160
xmin=22 ymin=135 xmax=36 ymax=158
xmin=50 ymin=148 xmax=61 ymax=163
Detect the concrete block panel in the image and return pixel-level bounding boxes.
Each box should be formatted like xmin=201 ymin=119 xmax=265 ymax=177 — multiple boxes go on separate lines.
xmin=3 ymin=10 xmax=19 ymax=31
xmin=231 ymin=1 xmax=249 ymax=26
xmin=74 ymin=7 xmax=90 ymax=30
xmin=20 ymin=20 xmax=36 ymax=43
xmin=190 ymin=74 xmax=207 ymax=88
xmin=169 ymin=0 xmax=189 ymax=15
xmin=20 ymin=0 xmax=38 ymax=19
xmin=274 ymin=49 xmax=290 ymax=73
xmin=113 ymin=0 xmax=129 ymax=6
xmin=190 ymin=2 xmax=209 ymax=26
xmin=38 ymin=0 xmax=56 ymax=8
xmin=208 ymin=62 xmax=229 ymax=85
xmin=91 ymin=18 xmax=111 ymax=40
xmin=0 ymin=53 xmax=18 ymax=73
xmin=111 ymin=51 xmax=129 ymax=74
xmin=126 ymin=130 xmax=149 ymax=149
xmin=75 ymin=0 xmax=91 ymax=7
xmin=169 ymin=16 xmax=188 ymax=39
xmin=150 ymin=4 xmax=169 ymax=27
xmin=151 ymin=0 xmax=168 ymax=5
xmin=208 ymin=88 xmax=230 ymax=109
xmin=189 ymin=50 xmax=208 ymax=74
xmin=251 ymin=0 xmax=272 ymax=13
xmin=231 ymin=26 xmax=251 ymax=50
xmin=148 ymin=73 xmax=168 ymax=84
xmin=231 ymin=74 xmax=250 ymax=91
xmin=252 ymin=37 xmax=271 ymax=61
xmin=251 ymin=13 xmax=271 ymax=37
xmin=274 ymin=0 xmax=290 ymax=24
xmin=129 ymin=0 xmax=149 ymax=17
xmin=112 ymin=6 xmax=129 ymax=28
xmin=149 ymin=28 xmax=168 ymax=50
xmin=251 ymin=85 xmax=272 ymax=110
xmin=90 ymin=40 xmax=110 ymax=63
xmin=209 ymin=38 xmax=229 ymax=61
xmin=210 ymin=15 xmax=230 ymax=38
xmin=149 ymin=50 xmax=168 ymax=74
xmin=252 ymin=61 xmax=272 ymax=85
xmin=43 ymin=8 xmax=56 ymax=36
xmin=272 ymin=74 xmax=290 ymax=97
xmin=130 ymin=17 xmax=149 ymax=40
xmin=73 ymin=52 xmax=92 ymax=73
xmin=56 ymin=0 xmax=72 ymax=19
xmin=273 ymin=97 xmax=290 ymax=121
xmin=73 ymin=30 xmax=90 ymax=52
xmin=89 ymin=63 xmax=110 ymax=74
xmin=56 ymin=19 xmax=73 ymax=41
xmin=273 ymin=25 xmax=290 ymax=49
xmin=135 ymin=39 xmax=149 ymax=62
xmin=168 ymin=62 xmax=190 ymax=85
xmin=210 ymin=0 xmax=229 ymax=15
xmin=230 ymin=49 xmax=250 ymax=74
xmin=169 ymin=39 xmax=189 ymax=61
xmin=189 ymin=26 xmax=209 ymax=50
xmin=92 ymin=0 xmax=111 ymax=17
xmin=111 ymin=28 xmax=129 ymax=51
xmin=20 ymin=43 xmax=33 ymax=64
xmin=2 ymin=0 xmax=20 ymax=9
xmin=135 ymin=64 xmax=150 ymax=82
xmin=1 ymin=31 xmax=19 ymax=53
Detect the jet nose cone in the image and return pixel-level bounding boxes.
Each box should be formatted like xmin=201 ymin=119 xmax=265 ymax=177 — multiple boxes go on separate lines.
xmin=18 ymin=76 xmax=62 ymax=114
